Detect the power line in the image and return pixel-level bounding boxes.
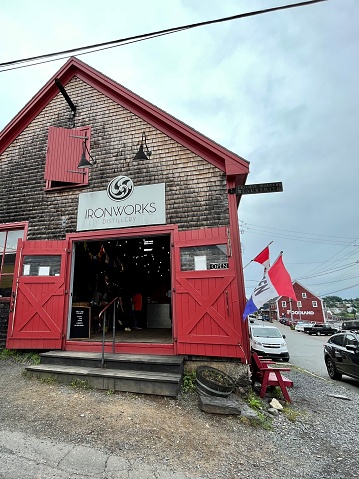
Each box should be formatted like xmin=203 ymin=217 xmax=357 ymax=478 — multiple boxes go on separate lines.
xmin=241 ymin=226 xmax=356 ymax=246
xmin=239 ymin=220 xmax=357 ymax=242
xmin=302 ymin=240 xmax=358 ymax=277
xmin=307 ymin=271 xmax=359 ymax=287
xmin=322 ymin=282 xmax=359 ymax=296
xmin=0 ymin=0 xmax=328 ymax=72
xmin=296 ymin=262 xmax=359 ymax=280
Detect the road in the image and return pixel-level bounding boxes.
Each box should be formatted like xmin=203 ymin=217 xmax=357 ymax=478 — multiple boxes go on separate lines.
xmin=274 ymin=320 xmax=359 ymax=393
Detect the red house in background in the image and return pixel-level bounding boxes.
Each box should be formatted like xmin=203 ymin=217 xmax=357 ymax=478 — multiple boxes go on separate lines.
xmin=273 ymin=281 xmax=325 ymax=323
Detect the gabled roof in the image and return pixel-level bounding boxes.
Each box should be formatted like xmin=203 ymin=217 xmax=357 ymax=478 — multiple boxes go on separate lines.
xmin=292 ymin=280 xmax=322 ymax=300
xmin=276 ymin=280 xmax=322 ymax=302
xmin=0 ymin=57 xmax=249 ymax=181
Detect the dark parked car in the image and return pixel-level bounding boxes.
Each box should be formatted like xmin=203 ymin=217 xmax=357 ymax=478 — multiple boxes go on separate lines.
xmin=324 ymin=331 xmax=359 ymax=380
xmin=304 ymin=323 xmax=339 ymax=335
xmin=342 ymin=320 xmax=359 ymax=331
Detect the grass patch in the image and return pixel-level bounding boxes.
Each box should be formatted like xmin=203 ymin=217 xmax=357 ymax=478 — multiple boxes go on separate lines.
xmin=181 ymin=368 xmax=196 ymax=393
xmin=271 ymin=386 xmax=283 ymax=400
xmin=243 ymin=390 xmax=273 ymax=430
xmin=0 ymin=348 xmax=40 ymax=364
xmin=255 ymin=411 xmax=273 ymax=430
xmin=70 ymin=378 xmax=91 ymax=389
xmin=239 ymin=409 xmax=273 ymax=430
xmin=247 ymin=391 xmax=264 ymax=411
xmin=38 ymin=374 xmax=57 ymax=385
xmin=282 ymin=405 xmax=301 ymax=422
xmin=21 ymin=370 xmax=33 ymax=380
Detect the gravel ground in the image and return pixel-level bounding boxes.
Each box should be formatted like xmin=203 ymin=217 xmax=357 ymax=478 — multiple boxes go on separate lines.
xmin=0 ymin=358 xmax=358 ymax=479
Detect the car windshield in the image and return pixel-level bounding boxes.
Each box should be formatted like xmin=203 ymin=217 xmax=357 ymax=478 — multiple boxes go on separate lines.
xmin=252 ymin=327 xmax=282 ymax=338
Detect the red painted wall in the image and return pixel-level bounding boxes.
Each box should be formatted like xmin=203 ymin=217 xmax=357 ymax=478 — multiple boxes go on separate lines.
xmin=276 ymin=282 xmax=325 ymax=323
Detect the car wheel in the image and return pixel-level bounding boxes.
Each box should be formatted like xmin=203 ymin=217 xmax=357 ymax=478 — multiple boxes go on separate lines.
xmin=325 ymin=357 xmax=342 ymax=380
xmin=282 ymin=357 xmax=290 ymax=362
xmin=316 ymin=331 xmax=321 ymax=336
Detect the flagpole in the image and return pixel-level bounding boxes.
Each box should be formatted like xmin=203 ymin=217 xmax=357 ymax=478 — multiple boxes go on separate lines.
xmin=243 ymin=241 xmax=273 ymax=269
xmin=271 ymin=250 xmax=283 ymax=267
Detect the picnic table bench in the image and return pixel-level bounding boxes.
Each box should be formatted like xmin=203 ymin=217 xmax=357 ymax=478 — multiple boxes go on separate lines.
xmin=250 ymin=352 xmax=293 ymax=402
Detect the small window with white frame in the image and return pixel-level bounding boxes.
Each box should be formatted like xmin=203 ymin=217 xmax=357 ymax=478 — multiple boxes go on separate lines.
xmin=297 ymin=301 xmax=302 ymax=307
xmin=312 ymin=300 xmax=318 ymax=307
xmin=281 ymin=301 xmax=286 ymax=307
xmin=302 ymin=292 xmax=307 ymax=298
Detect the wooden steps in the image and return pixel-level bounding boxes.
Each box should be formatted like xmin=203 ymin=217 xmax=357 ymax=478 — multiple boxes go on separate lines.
xmin=25 ymin=351 xmax=184 ymax=398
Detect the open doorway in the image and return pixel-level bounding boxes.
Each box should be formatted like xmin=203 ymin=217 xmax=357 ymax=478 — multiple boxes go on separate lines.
xmin=70 ymin=234 xmax=172 ymax=343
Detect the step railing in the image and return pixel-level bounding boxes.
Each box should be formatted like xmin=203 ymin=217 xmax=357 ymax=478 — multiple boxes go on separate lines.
xmin=99 ymin=296 xmax=121 ymax=368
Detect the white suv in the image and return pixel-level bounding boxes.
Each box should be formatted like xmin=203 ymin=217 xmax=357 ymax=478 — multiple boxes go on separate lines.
xmin=249 ymin=324 xmax=290 ymax=362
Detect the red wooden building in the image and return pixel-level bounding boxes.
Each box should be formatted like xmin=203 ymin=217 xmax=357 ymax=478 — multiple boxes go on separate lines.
xmin=0 ymin=58 xmax=250 ymax=361
xmin=272 ymin=281 xmax=325 ymax=323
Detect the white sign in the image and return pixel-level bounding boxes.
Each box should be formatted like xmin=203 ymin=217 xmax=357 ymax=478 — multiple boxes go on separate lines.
xmin=38 ymin=266 xmax=50 ymax=276
xmin=76 ymin=181 xmax=166 ymax=231
xmin=286 ymin=310 xmax=315 ymax=316
xmin=23 ymin=264 xmax=30 ymax=276
xmin=194 ymin=256 xmax=207 ymax=271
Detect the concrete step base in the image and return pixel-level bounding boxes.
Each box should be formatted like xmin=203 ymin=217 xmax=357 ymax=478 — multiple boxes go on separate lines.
xmin=26 ymin=363 xmax=182 ymax=397
xmin=39 ymin=351 xmax=183 ymax=375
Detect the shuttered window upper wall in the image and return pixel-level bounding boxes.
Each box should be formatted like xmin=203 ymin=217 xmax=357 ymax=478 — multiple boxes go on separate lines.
xmin=44 ymin=126 xmax=91 ymax=189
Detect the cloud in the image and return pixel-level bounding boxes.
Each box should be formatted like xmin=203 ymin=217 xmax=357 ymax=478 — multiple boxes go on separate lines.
xmin=1 ymin=0 xmax=358 ymax=298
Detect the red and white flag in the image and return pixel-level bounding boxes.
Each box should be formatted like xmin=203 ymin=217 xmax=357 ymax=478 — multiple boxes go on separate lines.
xmin=253 ymin=246 xmax=270 ymax=271
xmin=243 ymin=253 xmax=297 ymax=318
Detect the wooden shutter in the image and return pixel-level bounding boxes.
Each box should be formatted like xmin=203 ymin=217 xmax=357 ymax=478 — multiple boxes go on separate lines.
xmin=44 ymin=126 xmax=91 ymax=187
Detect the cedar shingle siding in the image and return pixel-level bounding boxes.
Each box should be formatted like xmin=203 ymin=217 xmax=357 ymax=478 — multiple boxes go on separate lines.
xmin=0 ymin=77 xmax=229 ymax=240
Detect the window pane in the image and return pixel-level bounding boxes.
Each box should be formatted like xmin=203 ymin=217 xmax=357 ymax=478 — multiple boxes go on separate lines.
xmin=345 ymin=334 xmax=358 ymax=346
xmin=0 ymin=231 xmax=5 ymax=253
xmin=0 ymin=274 xmax=13 ymax=298
xmin=5 ymin=230 xmax=23 ymax=252
xmin=3 ymin=230 xmax=24 ymax=267
xmin=329 ymin=334 xmax=344 ymax=346
xmin=22 ymin=256 xmax=61 ymax=276
xmin=0 ymin=231 xmax=6 ymax=268
xmin=180 ymin=244 xmax=228 ymax=271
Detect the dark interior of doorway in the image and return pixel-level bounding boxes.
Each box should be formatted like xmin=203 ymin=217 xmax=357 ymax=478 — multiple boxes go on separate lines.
xmin=71 ymin=235 xmax=172 ymax=342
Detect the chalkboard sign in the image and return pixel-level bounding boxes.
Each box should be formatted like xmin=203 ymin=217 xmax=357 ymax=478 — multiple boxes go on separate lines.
xmin=70 ymin=307 xmax=90 ymax=339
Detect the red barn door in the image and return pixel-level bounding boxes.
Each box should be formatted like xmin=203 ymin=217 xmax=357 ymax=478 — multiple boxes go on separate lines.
xmin=7 ymin=239 xmax=69 ymax=350
xmin=174 ymin=227 xmax=244 ymax=358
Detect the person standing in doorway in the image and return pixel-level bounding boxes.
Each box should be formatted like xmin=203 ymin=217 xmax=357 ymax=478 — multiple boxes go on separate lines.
xmin=131 ymin=291 xmax=143 ymax=330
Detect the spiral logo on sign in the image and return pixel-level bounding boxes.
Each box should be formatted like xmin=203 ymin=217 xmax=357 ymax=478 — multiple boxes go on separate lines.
xmin=107 ymin=175 xmax=134 ymax=202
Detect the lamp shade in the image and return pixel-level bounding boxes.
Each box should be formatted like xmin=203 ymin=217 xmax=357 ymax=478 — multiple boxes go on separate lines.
xmin=77 ymin=152 xmax=93 ymax=168
xmin=133 ymin=143 xmax=149 ymax=161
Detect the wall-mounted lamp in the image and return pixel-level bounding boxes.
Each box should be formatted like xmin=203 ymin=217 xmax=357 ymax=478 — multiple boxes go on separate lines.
xmin=71 ymin=136 xmax=96 ymax=168
xmin=133 ymin=132 xmax=152 ymax=161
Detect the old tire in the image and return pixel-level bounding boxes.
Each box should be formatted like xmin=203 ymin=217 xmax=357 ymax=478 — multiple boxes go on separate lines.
xmin=195 ymin=366 xmax=235 ymax=398
xmin=326 ymin=357 xmax=342 ymax=380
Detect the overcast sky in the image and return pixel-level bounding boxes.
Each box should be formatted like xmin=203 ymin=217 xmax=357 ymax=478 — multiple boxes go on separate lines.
xmin=1 ymin=0 xmax=358 ymax=300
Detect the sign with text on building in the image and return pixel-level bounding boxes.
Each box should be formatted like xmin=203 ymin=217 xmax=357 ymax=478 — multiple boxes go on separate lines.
xmin=234 ymin=182 xmax=283 ymax=195
xmin=76 ymin=176 xmax=166 ymax=231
